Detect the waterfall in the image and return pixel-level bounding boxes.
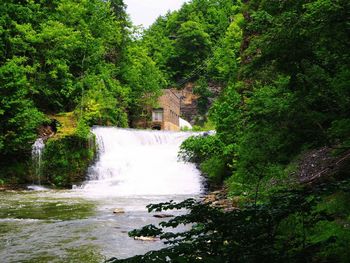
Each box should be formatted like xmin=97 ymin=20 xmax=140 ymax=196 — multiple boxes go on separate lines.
xmin=31 ymin=138 xmax=45 ymax=185
xmin=81 ymin=127 xmax=203 ymax=197
xmin=179 ymin=117 xmax=192 ymax=130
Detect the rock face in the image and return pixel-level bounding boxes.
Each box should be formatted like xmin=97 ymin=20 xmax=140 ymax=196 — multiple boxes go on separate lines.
xmin=172 ymin=83 xmax=199 ymax=125
xmin=37 ymin=119 xmax=61 ymax=141
xmin=298 ymin=147 xmax=350 ymax=184
xmin=203 ymin=189 xmax=239 ymax=212
xmin=38 ymin=124 xmax=55 ymax=140
xmin=173 ymin=82 xmax=222 ymax=125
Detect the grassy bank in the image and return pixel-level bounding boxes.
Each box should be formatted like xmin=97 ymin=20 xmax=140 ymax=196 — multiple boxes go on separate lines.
xmin=0 ymin=113 xmax=96 ymax=188
xmin=40 ymin=113 xmax=96 ymax=188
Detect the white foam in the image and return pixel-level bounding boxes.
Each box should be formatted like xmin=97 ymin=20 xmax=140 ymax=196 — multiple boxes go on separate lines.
xmin=79 ymin=127 xmax=203 ymax=197
xmin=27 ymin=185 xmax=49 ymax=191
xmin=179 ymin=117 xmax=192 ymax=130
xmin=32 ymin=138 xmax=45 ymax=185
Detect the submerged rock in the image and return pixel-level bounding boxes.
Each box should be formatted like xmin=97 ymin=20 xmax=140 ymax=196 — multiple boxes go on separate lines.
xmin=134 ymin=236 xmax=159 ymax=242
xmin=113 ymin=208 xmax=125 ymax=214
xmin=153 ymin=214 xmax=174 ymax=218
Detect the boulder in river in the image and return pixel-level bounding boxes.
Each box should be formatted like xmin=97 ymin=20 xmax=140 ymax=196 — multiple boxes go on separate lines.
xmin=134 ymin=236 xmax=159 ymax=241
xmin=153 ymin=214 xmax=174 ymax=218
xmin=113 ymin=208 xmax=125 ymax=214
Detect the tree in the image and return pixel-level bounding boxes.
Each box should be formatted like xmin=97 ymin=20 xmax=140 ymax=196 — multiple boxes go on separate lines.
xmin=121 ymin=45 xmax=166 ymax=124
xmin=172 ymin=21 xmax=212 ymax=80
xmin=0 ymin=57 xmax=45 ymax=158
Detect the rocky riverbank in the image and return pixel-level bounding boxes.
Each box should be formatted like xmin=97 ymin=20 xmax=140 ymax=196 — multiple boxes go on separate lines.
xmin=202 ymin=188 xmax=239 ymax=212
xmin=0 ymin=184 xmax=28 ymax=191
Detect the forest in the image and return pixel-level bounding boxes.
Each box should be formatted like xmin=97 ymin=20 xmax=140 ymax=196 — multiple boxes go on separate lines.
xmin=1 ymin=0 xmax=350 ymax=262
xmin=114 ymin=0 xmax=350 ymax=261
xmin=0 ymin=0 xmax=166 ymax=183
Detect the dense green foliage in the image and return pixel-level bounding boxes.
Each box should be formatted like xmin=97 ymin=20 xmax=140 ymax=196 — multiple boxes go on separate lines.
xmin=180 ymin=0 xmax=350 ymax=195
xmin=110 ymin=0 xmax=350 ymax=261
xmin=110 ymin=180 xmax=350 ymax=263
xmin=141 ymin=0 xmax=240 ymax=84
xmin=0 ymin=57 xmax=46 ymax=158
xmin=0 ymin=0 xmax=349 ymax=260
xmin=179 ymin=134 xmax=231 ymax=185
xmin=139 ymin=0 xmax=244 ymax=124
xmin=0 ymin=0 xmax=165 ymax=182
xmin=40 ymin=124 xmax=95 ymax=187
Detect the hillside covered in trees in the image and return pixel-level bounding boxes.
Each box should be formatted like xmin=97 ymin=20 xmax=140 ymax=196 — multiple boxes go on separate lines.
xmin=0 ymin=0 xmax=166 ymax=183
xmin=1 ymin=0 xmax=350 ymax=261
xmin=112 ymin=0 xmax=350 ymax=262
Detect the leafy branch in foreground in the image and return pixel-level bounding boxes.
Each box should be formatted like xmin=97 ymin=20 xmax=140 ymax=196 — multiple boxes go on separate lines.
xmin=108 ymin=180 xmax=350 ymax=263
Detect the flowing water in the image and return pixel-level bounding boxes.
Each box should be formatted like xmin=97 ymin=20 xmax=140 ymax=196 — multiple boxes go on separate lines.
xmin=0 ymin=128 xmax=203 ymax=262
xmin=31 ymin=138 xmax=45 ymax=185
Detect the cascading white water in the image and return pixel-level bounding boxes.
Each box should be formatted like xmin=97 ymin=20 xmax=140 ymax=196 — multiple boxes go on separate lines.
xmin=31 ymin=138 xmax=45 ymax=185
xmin=179 ymin=117 xmax=192 ymax=130
xmin=0 ymin=128 xmax=204 ymax=261
xmin=81 ymin=127 xmax=203 ymax=197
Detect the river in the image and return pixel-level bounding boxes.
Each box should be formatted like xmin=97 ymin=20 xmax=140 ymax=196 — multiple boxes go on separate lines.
xmin=0 ymin=127 xmax=203 ymax=262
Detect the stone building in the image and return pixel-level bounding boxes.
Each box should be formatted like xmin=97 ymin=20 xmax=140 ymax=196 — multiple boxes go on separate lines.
xmin=151 ymin=89 xmax=180 ymax=131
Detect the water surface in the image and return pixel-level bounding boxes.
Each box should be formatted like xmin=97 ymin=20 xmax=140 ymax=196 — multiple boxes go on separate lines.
xmin=0 ymin=190 xmax=196 ymax=262
xmin=0 ymin=128 xmax=203 ymax=262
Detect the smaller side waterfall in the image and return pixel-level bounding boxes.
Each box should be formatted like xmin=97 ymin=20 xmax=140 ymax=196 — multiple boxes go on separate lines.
xmin=179 ymin=117 xmax=192 ymax=130
xmin=32 ymin=138 xmax=45 ymax=185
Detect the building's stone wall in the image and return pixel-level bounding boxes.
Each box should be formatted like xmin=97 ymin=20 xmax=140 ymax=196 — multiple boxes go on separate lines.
xmin=132 ymin=89 xmax=181 ymax=131
xmin=163 ymin=122 xmax=180 ymax=131
xmin=154 ymin=89 xmax=180 ymax=131
xmin=159 ymin=90 xmax=180 ymax=126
